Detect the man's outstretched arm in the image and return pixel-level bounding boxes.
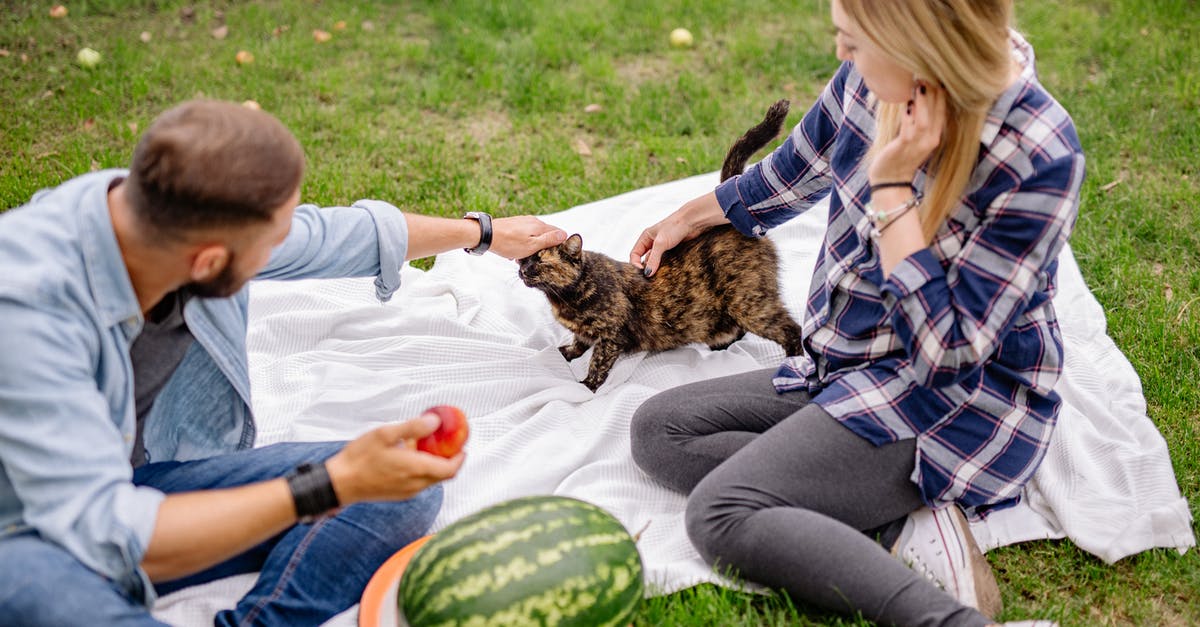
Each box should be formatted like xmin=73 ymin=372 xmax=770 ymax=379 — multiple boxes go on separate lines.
xmin=401 ymin=212 xmax=565 ymax=261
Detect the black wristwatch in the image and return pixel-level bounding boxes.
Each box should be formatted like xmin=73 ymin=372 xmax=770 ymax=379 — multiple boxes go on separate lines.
xmin=286 ymin=461 xmax=340 ymax=524
xmin=463 ymin=211 xmax=493 ymax=256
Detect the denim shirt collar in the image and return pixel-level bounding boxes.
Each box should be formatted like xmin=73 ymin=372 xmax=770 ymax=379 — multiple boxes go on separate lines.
xmin=77 ymin=170 xmax=143 ymax=335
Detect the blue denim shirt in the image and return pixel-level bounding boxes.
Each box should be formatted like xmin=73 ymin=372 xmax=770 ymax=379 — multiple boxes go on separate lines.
xmin=0 ymin=170 xmax=409 ymax=603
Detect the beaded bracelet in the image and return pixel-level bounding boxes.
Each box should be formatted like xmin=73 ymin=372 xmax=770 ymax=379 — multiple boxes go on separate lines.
xmin=866 ymin=194 xmax=922 ymax=239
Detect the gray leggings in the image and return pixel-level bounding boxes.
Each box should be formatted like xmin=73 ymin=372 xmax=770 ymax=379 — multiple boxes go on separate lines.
xmin=630 ymin=368 xmax=991 ymax=627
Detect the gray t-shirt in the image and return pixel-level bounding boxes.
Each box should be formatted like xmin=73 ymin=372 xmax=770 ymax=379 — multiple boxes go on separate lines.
xmin=129 ymin=290 xmax=194 ymax=467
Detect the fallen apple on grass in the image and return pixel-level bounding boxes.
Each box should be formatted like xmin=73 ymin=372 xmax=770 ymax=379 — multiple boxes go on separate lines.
xmin=415 ymin=405 xmax=469 ymax=458
xmin=669 ymin=27 xmax=694 ymax=48
xmin=76 ymin=48 xmax=101 ymax=68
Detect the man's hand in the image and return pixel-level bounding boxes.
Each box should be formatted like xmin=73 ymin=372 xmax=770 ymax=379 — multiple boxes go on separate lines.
xmin=324 ymin=414 xmax=465 ymax=504
xmin=489 ymin=216 xmax=567 ymax=260
xmin=141 ymin=413 xmax=463 ymax=582
xmin=403 ymin=213 xmax=565 ymax=261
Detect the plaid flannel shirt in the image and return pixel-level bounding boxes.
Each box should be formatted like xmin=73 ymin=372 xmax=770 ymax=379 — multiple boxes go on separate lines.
xmin=714 ymin=32 xmax=1085 ymax=518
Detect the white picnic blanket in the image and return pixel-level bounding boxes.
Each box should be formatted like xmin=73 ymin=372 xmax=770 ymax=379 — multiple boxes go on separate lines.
xmin=153 ymin=172 xmax=1195 ymax=626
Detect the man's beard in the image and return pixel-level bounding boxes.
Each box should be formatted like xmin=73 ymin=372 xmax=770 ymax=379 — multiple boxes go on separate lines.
xmin=182 ymin=253 xmax=245 ymax=299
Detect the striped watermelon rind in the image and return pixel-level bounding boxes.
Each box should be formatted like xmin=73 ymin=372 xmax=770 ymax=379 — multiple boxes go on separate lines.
xmin=398 ymin=495 xmax=644 ymax=626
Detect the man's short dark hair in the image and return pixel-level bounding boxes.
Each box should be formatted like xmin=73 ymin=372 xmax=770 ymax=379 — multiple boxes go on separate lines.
xmin=125 ymin=100 xmax=305 ymax=239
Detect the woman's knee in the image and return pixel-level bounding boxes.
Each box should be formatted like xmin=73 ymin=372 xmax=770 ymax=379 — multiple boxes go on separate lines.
xmin=629 ymin=391 xmax=681 ymax=472
xmin=684 ymin=473 xmax=754 ymax=565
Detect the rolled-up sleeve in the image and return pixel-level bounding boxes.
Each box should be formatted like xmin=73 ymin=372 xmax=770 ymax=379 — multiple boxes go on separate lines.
xmin=258 ymin=199 xmax=410 ymax=302
xmin=716 ymin=62 xmax=850 ymax=237
xmin=0 ymin=295 xmax=164 ymax=596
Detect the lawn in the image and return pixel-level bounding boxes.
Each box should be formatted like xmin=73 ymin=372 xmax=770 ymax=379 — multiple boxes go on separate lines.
xmin=1 ymin=0 xmax=1197 ymax=624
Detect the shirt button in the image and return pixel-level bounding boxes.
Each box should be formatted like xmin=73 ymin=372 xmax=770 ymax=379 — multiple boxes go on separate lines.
xmin=124 ymin=434 xmax=133 ymax=442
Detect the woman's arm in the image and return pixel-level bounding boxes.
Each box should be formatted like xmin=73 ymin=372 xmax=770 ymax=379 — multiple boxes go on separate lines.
xmin=879 ymin=153 xmax=1084 ymax=389
xmin=867 ymin=82 xmax=1085 ymax=389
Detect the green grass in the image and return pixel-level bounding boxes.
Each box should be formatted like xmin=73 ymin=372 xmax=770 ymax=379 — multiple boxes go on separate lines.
xmin=2 ymin=0 xmax=1197 ymax=624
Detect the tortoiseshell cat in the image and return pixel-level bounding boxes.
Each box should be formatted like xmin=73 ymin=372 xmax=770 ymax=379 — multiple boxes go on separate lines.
xmin=518 ymin=100 xmax=804 ymax=391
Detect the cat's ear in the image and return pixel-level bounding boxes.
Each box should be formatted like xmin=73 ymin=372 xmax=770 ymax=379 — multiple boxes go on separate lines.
xmin=563 ymin=233 xmax=583 ymax=258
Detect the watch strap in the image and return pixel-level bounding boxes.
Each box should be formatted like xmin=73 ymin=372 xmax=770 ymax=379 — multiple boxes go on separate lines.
xmin=286 ymin=461 xmax=340 ymax=524
xmin=463 ymin=211 xmax=493 ymax=256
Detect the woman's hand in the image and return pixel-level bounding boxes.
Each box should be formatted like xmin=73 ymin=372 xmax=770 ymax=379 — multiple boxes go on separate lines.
xmin=325 ymin=414 xmax=465 ymax=504
xmin=868 ymin=81 xmax=947 ymax=185
xmin=629 ymin=192 xmax=728 ymax=277
xmin=870 ymin=81 xmax=946 ymax=277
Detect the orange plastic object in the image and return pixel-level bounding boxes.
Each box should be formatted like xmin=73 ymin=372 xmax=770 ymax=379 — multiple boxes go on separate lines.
xmin=358 ymin=534 xmax=433 ymax=627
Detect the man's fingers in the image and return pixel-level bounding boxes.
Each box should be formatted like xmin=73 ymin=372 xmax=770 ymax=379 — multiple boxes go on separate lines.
xmin=491 ymin=218 xmax=567 ymax=259
xmin=373 ymin=414 xmax=440 ymax=445
xmin=393 ymin=448 xmax=465 ymax=481
xmin=538 ymin=228 xmax=568 ymax=248
xmin=435 ymin=451 xmax=466 ymax=477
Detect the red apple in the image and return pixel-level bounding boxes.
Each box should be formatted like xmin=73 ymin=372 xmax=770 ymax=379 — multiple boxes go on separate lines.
xmin=415 ymin=405 xmax=469 ymax=458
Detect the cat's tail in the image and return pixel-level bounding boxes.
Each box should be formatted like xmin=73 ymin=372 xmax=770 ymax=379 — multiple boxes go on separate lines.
xmin=719 ymin=99 xmax=791 ymax=183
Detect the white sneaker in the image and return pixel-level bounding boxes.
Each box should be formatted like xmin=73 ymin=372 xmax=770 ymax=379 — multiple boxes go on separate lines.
xmin=890 ymin=505 xmax=1003 ymax=618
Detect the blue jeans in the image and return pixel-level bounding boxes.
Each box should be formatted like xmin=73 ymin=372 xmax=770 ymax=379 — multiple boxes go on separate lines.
xmin=0 ymin=442 xmax=443 ymax=627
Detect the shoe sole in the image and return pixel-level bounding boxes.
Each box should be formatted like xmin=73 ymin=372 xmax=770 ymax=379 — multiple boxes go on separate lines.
xmin=950 ymin=507 xmax=1003 ymax=619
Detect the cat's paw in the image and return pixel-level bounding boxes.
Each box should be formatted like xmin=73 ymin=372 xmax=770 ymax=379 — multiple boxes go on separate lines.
xmin=559 ymin=344 xmax=587 ymax=361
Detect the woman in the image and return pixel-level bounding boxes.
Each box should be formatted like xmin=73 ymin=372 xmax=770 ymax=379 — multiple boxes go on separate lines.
xmin=628 ymin=1 xmax=1082 ymax=625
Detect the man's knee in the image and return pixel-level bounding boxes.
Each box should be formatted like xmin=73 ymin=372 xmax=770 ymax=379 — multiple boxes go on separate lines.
xmin=343 ymin=484 xmax=443 ymax=546
xmin=406 ymin=484 xmax=443 ymax=531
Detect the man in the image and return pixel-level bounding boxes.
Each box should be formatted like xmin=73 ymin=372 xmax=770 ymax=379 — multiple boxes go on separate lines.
xmin=0 ymin=100 xmax=567 ymax=625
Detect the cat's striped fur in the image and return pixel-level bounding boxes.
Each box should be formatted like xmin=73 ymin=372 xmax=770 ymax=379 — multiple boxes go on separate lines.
xmin=518 ymin=100 xmax=804 ymax=391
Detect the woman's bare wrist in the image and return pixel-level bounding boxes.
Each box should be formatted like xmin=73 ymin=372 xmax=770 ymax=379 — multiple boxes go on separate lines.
xmin=681 ymin=192 xmax=729 ymax=232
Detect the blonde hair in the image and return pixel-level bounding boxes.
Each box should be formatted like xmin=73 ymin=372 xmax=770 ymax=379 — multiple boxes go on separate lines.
xmin=838 ymin=0 xmax=1014 ymax=241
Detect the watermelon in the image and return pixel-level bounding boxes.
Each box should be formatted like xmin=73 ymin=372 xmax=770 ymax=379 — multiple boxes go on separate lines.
xmin=397 ymin=495 xmax=644 ymax=626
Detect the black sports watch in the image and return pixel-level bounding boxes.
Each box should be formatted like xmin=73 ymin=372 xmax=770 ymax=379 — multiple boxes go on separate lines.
xmin=286 ymin=461 xmax=340 ymax=524
xmin=463 ymin=211 xmax=493 ymax=256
